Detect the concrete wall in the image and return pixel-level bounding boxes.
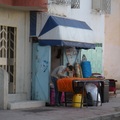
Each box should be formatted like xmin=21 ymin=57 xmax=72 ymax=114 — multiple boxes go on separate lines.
xmin=104 ymin=0 xmax=120 ymax=88
xmin=48 ymin=0 xmax=105 ymax=74
xmin=48 ymin=0 xmax=105 ymax=44
xmin=49 ymin=0 xmax=120 ymax=89
xmin=0 ymin=8 xmax=32 ymax=100
xmin=0 ymin=68 xmax=8 ymax=109
xmin=0 ymin=0 xmax=47 ymax=8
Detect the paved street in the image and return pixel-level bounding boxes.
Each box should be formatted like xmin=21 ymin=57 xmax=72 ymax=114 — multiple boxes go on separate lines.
xmin=0 ymin=93 xmax=120 ymax=120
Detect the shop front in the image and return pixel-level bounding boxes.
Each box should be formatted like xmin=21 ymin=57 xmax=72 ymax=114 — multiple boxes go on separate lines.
xmin=30 ymin=12 xmax=96 ymax=103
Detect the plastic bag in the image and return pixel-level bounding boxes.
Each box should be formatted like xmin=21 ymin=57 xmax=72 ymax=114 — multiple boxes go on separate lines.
xmin=85 ymin=83 xmax=101 ymax=106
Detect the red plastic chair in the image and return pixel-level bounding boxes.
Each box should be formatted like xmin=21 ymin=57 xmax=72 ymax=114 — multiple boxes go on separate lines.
xmin=107 ymin=79 xmax=117 ymax=94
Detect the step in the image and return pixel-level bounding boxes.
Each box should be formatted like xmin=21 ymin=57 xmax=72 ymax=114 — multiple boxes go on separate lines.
xmin=8 ymin=100 xmax=45 ymax=110
xmin=8 ymin=93 xmax=27 ymax=102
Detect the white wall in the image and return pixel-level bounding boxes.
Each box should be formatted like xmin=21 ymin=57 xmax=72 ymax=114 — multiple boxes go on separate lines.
xmin=48 ymin=0 xmax=105 ymax=44
xmin=48 ymin=0 xmax=105 ymax=75
xmin=0 ymin=8 xmax=32 ymax=100
xmin=48 ymin=0 xmax=120 ymax=89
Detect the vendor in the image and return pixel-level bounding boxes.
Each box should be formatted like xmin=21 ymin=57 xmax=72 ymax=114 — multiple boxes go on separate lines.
xmin=51 ymin=64 xmax=70 ymax=106
xmin=67 ymin=64 xmax=75 ymax=77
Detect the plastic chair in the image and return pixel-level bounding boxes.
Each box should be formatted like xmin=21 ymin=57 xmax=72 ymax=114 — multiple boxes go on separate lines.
xmin=107 ymin=79 xmax=117 ymax=94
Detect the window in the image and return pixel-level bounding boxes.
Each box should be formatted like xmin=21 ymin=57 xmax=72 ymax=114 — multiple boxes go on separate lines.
xmin=0 ymin=25 xmax=17 ymax=93
xmin=71 ymin=0 xmax=80 ymax=9
xmin=92 ymin=0 xmax=111 ymax=14
xmin=50 ymin=0 xmax=71 ymax=5
xmin=49 ymin=0 xmax=80 ymax=8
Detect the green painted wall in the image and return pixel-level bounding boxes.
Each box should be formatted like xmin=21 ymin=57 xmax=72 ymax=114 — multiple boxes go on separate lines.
xmin=81 ymin=44 xmax=103 ymax=74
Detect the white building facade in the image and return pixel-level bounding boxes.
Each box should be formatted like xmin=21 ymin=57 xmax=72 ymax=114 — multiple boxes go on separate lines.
xmin=30 ymin=0 xmax=106 ymax=105
xmin=0 ymin=8 xmax=32 ymax=109
xmin=46 ymin=0 xmax=105 ymax=74
xmin=1 ymin=0 xmax=116 ymax=109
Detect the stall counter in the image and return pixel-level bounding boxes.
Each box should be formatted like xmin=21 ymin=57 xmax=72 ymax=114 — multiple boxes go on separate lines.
xmin=57 ymin=77 xmax=104 ymax=92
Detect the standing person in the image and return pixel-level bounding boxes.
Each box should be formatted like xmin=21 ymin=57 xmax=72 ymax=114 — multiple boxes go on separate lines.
xmin=51 ymin=65 xmax=70 ymax=106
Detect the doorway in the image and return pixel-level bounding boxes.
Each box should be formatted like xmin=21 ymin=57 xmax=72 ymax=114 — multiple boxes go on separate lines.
xmin=51 ymin=46 xmax=62 ymax=72
xmin=0 ymin=25 xmax=17 ymax=93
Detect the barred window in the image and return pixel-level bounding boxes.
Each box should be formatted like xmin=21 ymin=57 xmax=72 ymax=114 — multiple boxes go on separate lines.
xmin=49 ymin=0 xmax=80 ymax=9
xmin=71 ymin=0 xmax=80 ymax=9
xmin=50 ymin=0 xmax=71 ymax=5
xmin=92 ymin=0 xmax=111 ymax=14
xmin=102 ymin=0 xmax=111 ymax=14
xmin=0 ymin=25 xmax=17 ymax=93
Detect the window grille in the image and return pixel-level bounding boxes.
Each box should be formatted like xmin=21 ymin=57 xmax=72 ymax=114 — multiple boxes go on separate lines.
xmin=49 ymin=0 xmax=80 ymax=9
xmin=102 ymin=0 xmax=111 ymax=14
xmin=0 ymin=26 xmax=7 ymax=58
xmin=0 ymin=25 xmax=16 ymax=93
xmin=71 ymin=0 xmax=80 ymax=9
xmin=50 ymin=0 xmax=71 ymax=5
xmin=92 ymin=0 xmax=111 ymax=14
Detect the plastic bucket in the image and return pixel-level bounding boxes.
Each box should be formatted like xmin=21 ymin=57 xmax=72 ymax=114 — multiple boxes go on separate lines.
xmin=72 ymin=94 xmax=83 ymax=108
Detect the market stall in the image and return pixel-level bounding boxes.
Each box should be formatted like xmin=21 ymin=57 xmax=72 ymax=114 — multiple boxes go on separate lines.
xmin=57 ymin=77 xmax=103 ymax=92
xmin=57 ymin=77 xmax=107 ymax=107
xmin=30 ymin=12 xmax=101 ymax=104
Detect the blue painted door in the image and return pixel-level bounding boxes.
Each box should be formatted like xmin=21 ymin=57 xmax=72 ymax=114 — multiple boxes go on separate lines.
xmin=32 ymin=43 xmax=51 ymax=102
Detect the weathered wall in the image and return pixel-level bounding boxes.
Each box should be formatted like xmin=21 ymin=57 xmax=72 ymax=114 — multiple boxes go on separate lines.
xmin=104 ymin=0 xmax=120 ymax=88
xmin=0 ymin=0 xmax=47 ymax=8
xmin=0 ymin=0 xmax=47 ymax=11
xmin=48 ymin=0 xmax=105 ymax=74
xmin=0 ymin=8 xmax=32 ymax=99
xmin=48 ymin=0 xmax=105 ymax=44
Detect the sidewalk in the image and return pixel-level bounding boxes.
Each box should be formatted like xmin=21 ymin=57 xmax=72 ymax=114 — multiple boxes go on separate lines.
xmin=0 ymin=91 xmax=120 ymax=120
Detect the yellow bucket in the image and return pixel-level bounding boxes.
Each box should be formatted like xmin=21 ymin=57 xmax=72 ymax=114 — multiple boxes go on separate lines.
xmin=72 ymin=94 xmax=83 ymax=108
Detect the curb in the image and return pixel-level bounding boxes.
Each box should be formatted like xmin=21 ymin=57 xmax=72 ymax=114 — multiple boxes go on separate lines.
xmin=80 ymin=111 xmax=120 ymax=120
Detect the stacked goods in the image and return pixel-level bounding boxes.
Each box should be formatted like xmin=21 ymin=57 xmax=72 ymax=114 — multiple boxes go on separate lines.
xmin=74 ymin=63 xmax=83 ymax=78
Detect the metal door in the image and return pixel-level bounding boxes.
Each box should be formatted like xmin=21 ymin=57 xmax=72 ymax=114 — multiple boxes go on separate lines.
xmin=0 ymin=26 xmax=16 ymax=93
xmin=32 ymin=43 xmax=51 ymax=102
